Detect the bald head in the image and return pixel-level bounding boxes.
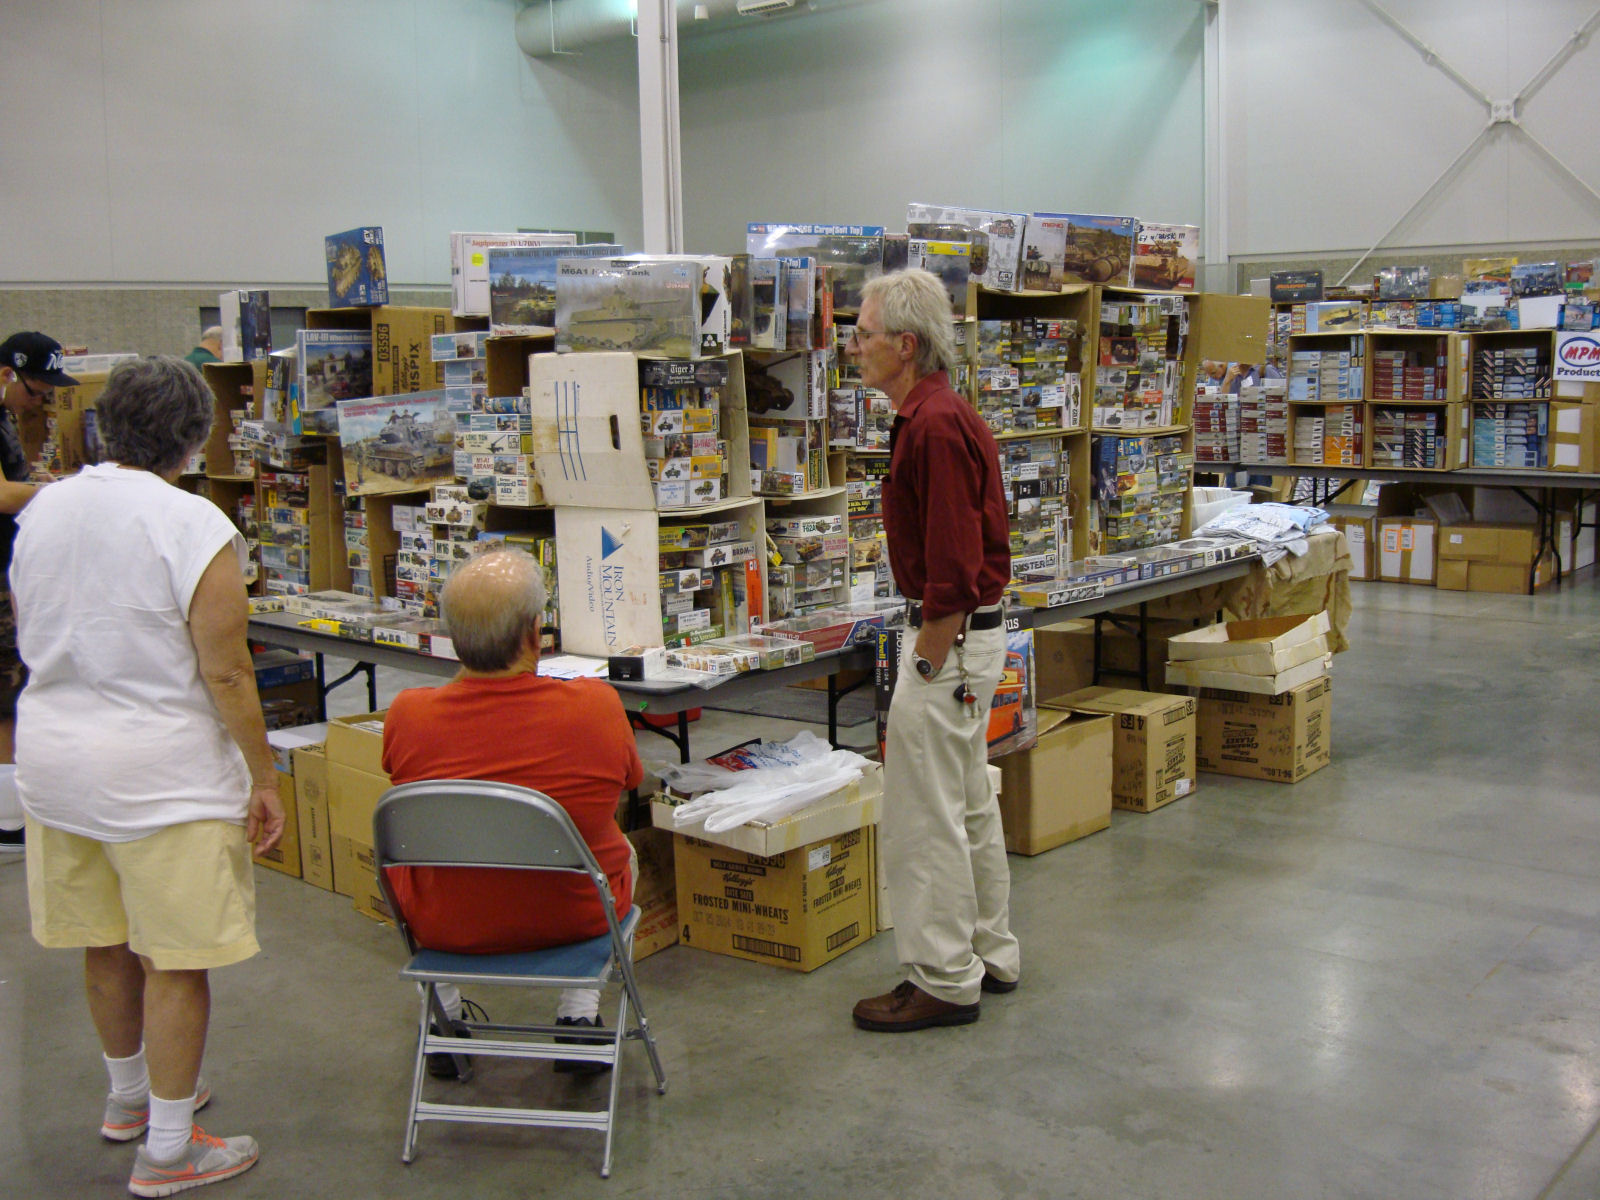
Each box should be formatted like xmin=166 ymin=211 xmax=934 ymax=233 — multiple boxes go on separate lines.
xmin=439 ymin=547 xmax=547 ymax=672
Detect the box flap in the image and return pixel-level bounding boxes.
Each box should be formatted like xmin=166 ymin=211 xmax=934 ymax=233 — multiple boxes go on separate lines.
xmin=1167 ymin=654 xmax=1330 ymax=696
xmin=1045 ymin=686 xmax=1195 ymax=719
xmin=1163 ymin=634 xmax=1328 ymax=677
xmin=1166 ymin=611 xmax=1330 ymax=662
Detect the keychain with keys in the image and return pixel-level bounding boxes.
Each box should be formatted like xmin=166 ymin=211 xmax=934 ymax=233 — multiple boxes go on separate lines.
xmin=950 ymin=628 xmax=979 ymax=719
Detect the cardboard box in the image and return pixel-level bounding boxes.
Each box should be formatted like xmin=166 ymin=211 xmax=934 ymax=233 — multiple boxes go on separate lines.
xmin=1164 ymin=613 xmax=1332 ymax=695
xmin=554 ymin=499 xmax=765 ymax=656
xmin=1325 ymin=506 xmax=1377 ymax=581
xmin=1050 ymin=688 xmax=1196 ymax=813
xmin=674 ymin=826 xmax=875 ymax=973
xmin=266 ymin=723 xmax=329 ymax=773
xmin=651 ymin=763 xmax=882 ymax=855
xmin=528 ymin=350 xmax=748 ymax=511
xmin=331 ymin=833 xmax=362 ymax=898
xmin=1166 ymin=612 xmax=1330 ymax=673
xmin=1033 ymin=617 xmax=1214 ymax=701
xmin=324 ymin=710 xmax=388 ymax=778
xmin=292 ymin=745 xmax=334 ymax=891
xmin=346 ymin=839 xmax=394 ymax=925
xmin=995 ymin=709 xmax=1113 ymax=854
xmin=1194 ymin=677 xmax=1331 ymax=782
xmin=1436 ymin=521 xmax=1553 ymax=594
xmin=252 ymin=769 xmax=301 ymax=878
xmin=627 ymin=826 xmax=678 ymax=962
xmin=1558 ymin=509 xmax=1596 ymax=572
xmin=370 ymin=307 xmax=451 ymax=396
xmin=1549 ymin=402 xmax=1599 ymax=473
xmin=1375 ymin=516 xmax=1438 ymax=584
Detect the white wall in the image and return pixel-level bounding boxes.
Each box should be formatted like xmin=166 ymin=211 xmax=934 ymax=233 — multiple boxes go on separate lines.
xmin=1226 ymin=0 xmax=1600 ymax=261
xmin=0 ymin=0 xmax=643 ymax=287
xmin=679 ymin=0 xmax=1206 ymax=254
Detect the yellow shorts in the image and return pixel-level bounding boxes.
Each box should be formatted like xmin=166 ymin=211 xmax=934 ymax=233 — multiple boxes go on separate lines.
xmin=26 ymin=817 xmax=260 ymax=971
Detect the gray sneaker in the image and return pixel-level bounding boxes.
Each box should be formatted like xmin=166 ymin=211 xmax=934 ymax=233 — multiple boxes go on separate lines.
xmin=102 ymin=1077 xmax=211 ymax=1142
xmin=128 ymin=1125 xmax=258 ymax=1197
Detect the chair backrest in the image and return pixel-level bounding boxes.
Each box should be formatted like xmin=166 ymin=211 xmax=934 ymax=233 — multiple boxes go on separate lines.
xmin=373 ymin=779 xmax=623 ymax=957
xmin=373 ymin=778 xmax=603 ymax=877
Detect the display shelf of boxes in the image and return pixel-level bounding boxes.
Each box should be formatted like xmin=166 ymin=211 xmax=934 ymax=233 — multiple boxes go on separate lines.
xmin=1286 ymin=330 xmax=1366 ymax=468
xmin=974 ymin=286 xmax=1094 ymax=570
xmin=1092 ymin=285 xmax=1189 ymax=433
xmin=1088 ymin=430 xmax=1194 ymax=555
xmin=1469 ymin=330 xmax=1553 ymax=469
xmin=1237 ymin=379 xmax=1290 ymax=466
xmin=828 ymin=317 xmax=898 ymax=604
xmin=764 ymin=493 xmax=851 ymax=620
xmin=745 ymin=349 xmax=834 ymax=497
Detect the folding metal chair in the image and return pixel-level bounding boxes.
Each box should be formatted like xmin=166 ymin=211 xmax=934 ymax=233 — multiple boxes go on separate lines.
xmin=372 ymin=779 xmax=667 ymax=1177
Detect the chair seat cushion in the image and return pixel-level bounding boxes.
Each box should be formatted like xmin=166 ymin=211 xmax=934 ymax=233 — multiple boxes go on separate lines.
xmin=405 ymin=906 xmax=639 ymax=983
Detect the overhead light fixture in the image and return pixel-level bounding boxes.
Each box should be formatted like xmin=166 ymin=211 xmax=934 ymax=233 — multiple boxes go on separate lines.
xmin=737 ymin=0 xmax=798 ymax=15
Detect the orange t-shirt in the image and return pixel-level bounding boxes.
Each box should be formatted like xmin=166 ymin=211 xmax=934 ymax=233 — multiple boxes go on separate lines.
xmin=380 ymin=672 xmax=643 ymax=954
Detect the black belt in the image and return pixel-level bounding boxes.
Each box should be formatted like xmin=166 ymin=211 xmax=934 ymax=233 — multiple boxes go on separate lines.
xmin=906 ymin=603 xmax=1003 ymax=630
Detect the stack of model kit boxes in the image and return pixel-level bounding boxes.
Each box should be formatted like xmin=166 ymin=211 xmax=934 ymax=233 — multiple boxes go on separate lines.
xmin=1370 ymin=408 xmax=1447 ymax=469
xmin=658 ymin=518 xmax=760 ymax=647
xmin=1238 ymin=381 xmax=1289 ymax=464
xmin=640 ymin=358 xmax=732 ymax=509
xmin=1094 ymin=294 xmax=1185 ymax=429
xmin=432 ymin=332 xmax=538 ymax=507
xmin=258 ymin=469 xmax=313 ymax=596
xmin=766 ymin=512 xmax=848 ymax=620
xmin=975 ymin=318 xmax=1081 ymax=433
xmin=1000 ymin=435 xmax=1070 ymax=576
xmin=1091 ymin=433 xmax=1191 ymax=552
xmin=1289 ymin=342 xmax=1365 ymax=401
xmin=1293 ymin=404 xmax=1363 ymax=466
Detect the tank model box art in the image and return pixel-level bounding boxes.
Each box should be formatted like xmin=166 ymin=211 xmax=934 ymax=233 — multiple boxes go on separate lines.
xmin=324 ymin=226 xmax=388 ymax=308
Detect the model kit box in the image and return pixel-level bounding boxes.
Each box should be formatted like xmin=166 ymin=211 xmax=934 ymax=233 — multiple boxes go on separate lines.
xmin=746 ymin=223 xmax=885 ymax=311
xmin=449 ymin=231 xmax=576 ymax=316
xmin=1044 ymin=213 xmax=1138 ymax=286
xmin=1049 ymin=687 xmax=1196 ymax=813
xmin=1194 ymin=677 xmax=1331 ymax=782
xmin=1375 ymin=515 xmax=1438 ymax=584
xmin=1132 ymin=223 xmax=1198 ymax=291
xmin=220 ymin=289 xmax=271 ymax=362
xmin=995 ymin=708 xmax=1113 ymax=854
xmin=671 ymin=810 xmax=876 ymax=973
xmin=487 ymin=243 xmax=624 ymax=335
xmin=555 ymin=255 xmax=732 ymax=357
xmin=291 ymin=745 xmax=335 ymax=891
xmin=906 ymin=203 xmax=1028 ymax=292
xmin=324 ymin=226 xmax=388 ymax=308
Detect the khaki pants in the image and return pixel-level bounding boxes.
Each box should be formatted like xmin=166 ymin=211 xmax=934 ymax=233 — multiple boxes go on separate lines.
xmin=881 ymin=621 xmax=1020 ymax=1005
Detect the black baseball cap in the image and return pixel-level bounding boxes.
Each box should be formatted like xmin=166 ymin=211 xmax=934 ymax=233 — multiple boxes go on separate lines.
xmin=0 ymin=332 xmax=79 ymax=388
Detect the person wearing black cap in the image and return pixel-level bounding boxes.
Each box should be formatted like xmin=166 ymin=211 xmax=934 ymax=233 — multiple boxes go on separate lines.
xmin=0 ymin=331 xmax=76 ymax=850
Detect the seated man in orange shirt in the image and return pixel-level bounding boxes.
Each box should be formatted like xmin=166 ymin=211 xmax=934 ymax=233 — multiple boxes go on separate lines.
xmin=381 ymin=547 xmax=642 ymax=1074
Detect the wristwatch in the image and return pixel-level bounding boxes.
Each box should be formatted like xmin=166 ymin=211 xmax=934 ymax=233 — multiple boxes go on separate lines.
xmin=912 ymin=652 xmax=937 ymax=679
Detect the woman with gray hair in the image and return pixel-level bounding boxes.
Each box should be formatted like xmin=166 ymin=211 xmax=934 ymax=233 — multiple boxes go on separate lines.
xmin=10 ymin=355 xmax=279 ymax=1195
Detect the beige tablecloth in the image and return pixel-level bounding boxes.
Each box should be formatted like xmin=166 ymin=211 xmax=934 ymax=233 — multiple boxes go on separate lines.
xmin=1118 ymin=527 xmax=1353 ymax=653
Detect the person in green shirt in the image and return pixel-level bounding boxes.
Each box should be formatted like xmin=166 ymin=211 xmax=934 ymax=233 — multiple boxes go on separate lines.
xmin=183 ymin=326 xmax=223 ymax=368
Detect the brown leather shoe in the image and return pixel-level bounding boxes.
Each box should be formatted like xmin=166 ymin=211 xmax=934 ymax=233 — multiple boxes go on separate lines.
xmin=852 ymin=980 xmax=980 ymax=1032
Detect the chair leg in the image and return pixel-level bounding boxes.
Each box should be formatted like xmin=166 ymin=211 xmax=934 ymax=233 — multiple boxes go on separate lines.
xmin=615 ymin=952 xmax=668 ymax=1094
xmin=402 ymin=986 xmax=433 ymax=1164
xmin=599 ymin=987 xmax=630 ymax=1179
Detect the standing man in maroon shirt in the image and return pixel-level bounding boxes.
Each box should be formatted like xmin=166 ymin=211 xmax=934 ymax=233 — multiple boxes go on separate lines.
xmin=848 ymin=269 xmax=1021 ymax=1033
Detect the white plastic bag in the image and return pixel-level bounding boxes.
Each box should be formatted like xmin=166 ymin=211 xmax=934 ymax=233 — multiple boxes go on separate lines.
xmin=653 ymin=731 xmax=870 ymax=833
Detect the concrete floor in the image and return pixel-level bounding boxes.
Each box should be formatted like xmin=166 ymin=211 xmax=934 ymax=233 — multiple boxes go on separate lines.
xmin=4 ymin=577 xmax=1600 ymax=1199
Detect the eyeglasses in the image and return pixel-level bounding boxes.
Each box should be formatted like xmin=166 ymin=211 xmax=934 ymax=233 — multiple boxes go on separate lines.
xmin=15 ymin=377 xmax=50 ymax=401
xmin=848 ymin=326 xmax=898 ymax=346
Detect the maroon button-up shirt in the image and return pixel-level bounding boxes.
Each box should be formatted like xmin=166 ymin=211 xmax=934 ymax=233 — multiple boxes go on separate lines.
xmin=883 ymin=371 xmax=1011 ymax=620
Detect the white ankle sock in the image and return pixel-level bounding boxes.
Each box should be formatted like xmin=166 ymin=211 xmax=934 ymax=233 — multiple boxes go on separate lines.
xmin=145 ymin=1093 xmax=196 ymax=1162
xmin=104 ymin=1047 xmax=149 ymax=1101
xmin=557 ymin=988 xmax=601 ymax=1022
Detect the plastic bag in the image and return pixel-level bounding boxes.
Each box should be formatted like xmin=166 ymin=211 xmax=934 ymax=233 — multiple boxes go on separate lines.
xmin=651 ymin=731 xmax=870 ymax=833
